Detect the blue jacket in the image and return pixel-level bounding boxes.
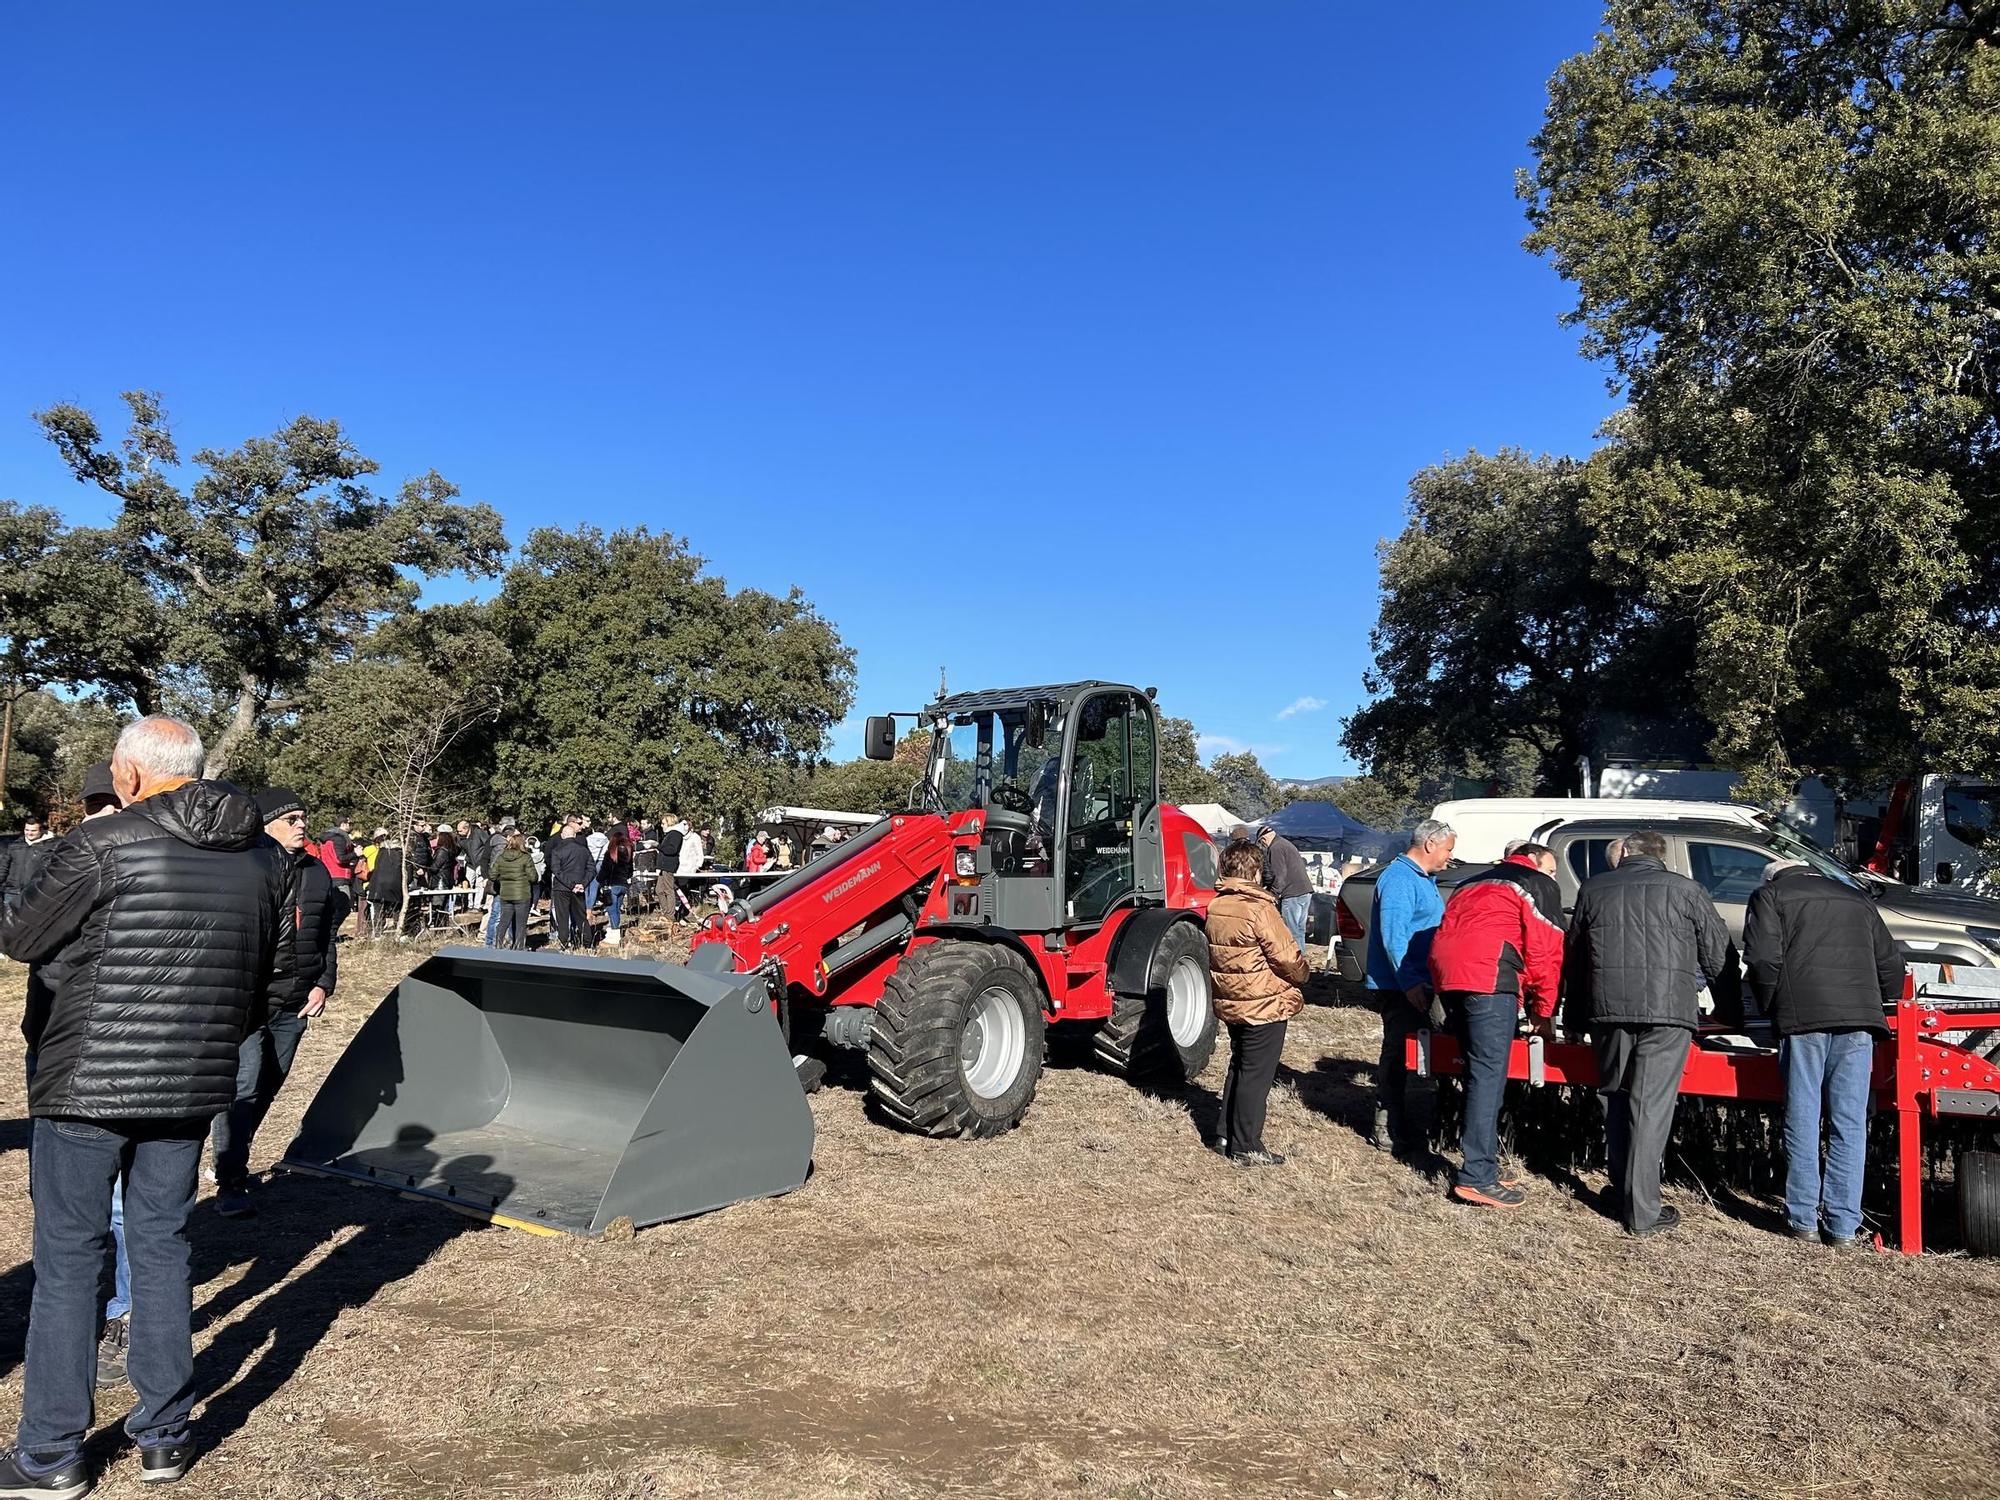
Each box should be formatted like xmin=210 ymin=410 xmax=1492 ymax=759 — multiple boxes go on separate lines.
xmin=1365 ymin=854 xmax=1445 ymax=991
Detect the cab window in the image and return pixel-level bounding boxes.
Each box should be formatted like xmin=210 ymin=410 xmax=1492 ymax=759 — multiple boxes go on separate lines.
xmin=1687 ymin=842 xmax=1773 ymax=904
xmin=1566 ymin=838 xmax=1619 ymax=883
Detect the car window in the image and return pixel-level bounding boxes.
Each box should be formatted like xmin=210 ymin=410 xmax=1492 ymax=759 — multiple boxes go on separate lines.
xmin=1687 ymin=842 xmax=1773 ymax=904
xmin=1566 ymin=838 xmax=1618 ymax=884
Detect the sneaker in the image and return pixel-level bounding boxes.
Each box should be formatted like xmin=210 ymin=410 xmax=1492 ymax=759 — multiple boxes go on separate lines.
xmin=94 ymin=1315 xmax=129 ymax=1388
xmin=214 ymin=1191 xmax=255 ymax=1220
xmin=0 ymin=1445 xmax=91 ymax=1499
xmin=1228 ymin=1150 xmax=1287 ymax=1167
xmin=1450 ymin=1181 xmax=1528 ymax=1210
xmin=137 ymin=1445 xmax=190 ymax=1485
xmin=1628 ymin=1205 xmax=1682 ymax=1239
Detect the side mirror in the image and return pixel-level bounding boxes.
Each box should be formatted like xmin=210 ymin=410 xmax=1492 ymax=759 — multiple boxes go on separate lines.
xmin=1026 ymin=701 xmax=1047 ymax=750
xmin=862 ymin=716 xmax=897 ymax=761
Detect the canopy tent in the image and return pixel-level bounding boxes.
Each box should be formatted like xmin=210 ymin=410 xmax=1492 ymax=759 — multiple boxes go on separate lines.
xmin=1176 ymin=803 xmax=1248 ymax=838
xmin=1253 ymin=799 xmax=1396 ymax=860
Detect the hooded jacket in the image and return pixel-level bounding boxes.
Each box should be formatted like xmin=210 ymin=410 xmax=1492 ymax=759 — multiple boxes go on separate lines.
xmin=1743 ymin=867 xmax=1902 ymax=1037
xmin=1206 ymin=878 xmax=1311 ymax=1025
xmin=1428 ymin=855 xmax=1566 ymax=1017
xmin=0 ymin=781 xmax=290 ymax=1120
xmin=1561 ymin=856 xmax=1739 ymax=1031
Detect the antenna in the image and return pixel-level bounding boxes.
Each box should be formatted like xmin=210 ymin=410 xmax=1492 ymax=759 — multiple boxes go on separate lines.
xmin=938 ymin=666 xmax=948 ymax=699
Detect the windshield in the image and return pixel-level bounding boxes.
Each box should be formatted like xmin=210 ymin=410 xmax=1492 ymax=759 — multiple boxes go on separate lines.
xmin=928 ymin=704 xmax=1064 ymax=814
xmin=1765 ymin=822 xmax=1864 ymax=889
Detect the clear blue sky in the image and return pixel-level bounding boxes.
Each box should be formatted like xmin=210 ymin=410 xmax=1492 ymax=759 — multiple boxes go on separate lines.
xmin=1 ymin=2 xmax=1613 ymax=779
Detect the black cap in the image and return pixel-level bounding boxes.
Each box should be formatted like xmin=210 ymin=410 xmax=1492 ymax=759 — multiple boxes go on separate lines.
xmin=255 ymin=786 xmax=305 ymax=823
xmin=81 ymin=760 xmax=117 ymax=809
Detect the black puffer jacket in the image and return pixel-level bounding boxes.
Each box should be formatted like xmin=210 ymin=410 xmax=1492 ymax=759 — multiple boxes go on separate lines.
xmin=0 ymin=781 xmax=290 ymax=1120
xmin=272 ymin=844 xmax=343 ymax=1014
xmin=546 ymin=833 xmax=595 ymax=890
xmin=1744 ymin=868 xmax=1902 ymax=1037
xmin=1561 ymin=856 xmax=1739 ymax=1031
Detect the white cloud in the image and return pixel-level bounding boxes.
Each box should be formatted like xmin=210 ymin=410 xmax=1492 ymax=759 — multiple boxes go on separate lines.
xmin=1198 ymin=733 xmax=1289 ymax=761
xmin=1276 ymin=696 xmax=1328 ymax=721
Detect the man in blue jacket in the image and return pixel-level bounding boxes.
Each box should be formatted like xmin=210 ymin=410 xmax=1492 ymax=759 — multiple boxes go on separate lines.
xmin=1366 ymin=818 xmax=1457 ymax=1154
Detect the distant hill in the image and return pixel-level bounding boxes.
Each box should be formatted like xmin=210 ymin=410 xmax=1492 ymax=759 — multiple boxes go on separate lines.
xmin=1279 ymin=775 xmax=1350 ymax=790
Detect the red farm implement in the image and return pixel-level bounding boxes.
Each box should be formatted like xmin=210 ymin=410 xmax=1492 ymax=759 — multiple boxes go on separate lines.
xmin=1410 ymin=970 xmax=2000 ymax=1254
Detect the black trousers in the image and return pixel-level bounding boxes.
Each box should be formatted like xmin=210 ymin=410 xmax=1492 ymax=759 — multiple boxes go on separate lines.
xmin=1220 ymin=1019 xmax=1288 ymax=1156
xmin=1594 ymin=1025 xmax=1693 ymax=1231
xmin=553 ymin=889 xmax=589 ymax=949
xmin=498 ymin=898 xmax=532 ymax=949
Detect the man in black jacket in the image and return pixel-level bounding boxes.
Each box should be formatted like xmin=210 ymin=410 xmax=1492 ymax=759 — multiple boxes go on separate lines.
xmin=1 ymin=818 xmax=57 ymax=917
xmin=210 ymin=787 xmax=341 ymax=1220
xmin=1744 ymin=861 xmax=1902 ymax=1248
xmin=1256 ymin=826 xmax=1314 ymax=951
xmin=1561 ymin=830 xmax=1739 ymax=1239
xmin=546 ymin=816 xmax=596 ymax=951
xmin=0 ymin=716 xmax=289 ymax=1491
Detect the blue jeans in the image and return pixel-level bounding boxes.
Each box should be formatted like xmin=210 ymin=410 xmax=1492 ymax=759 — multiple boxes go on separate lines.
xmin=1279 ymin=893 xmax=1310 ymax=952
xmin=26 ymin=1053 xmax=127 ymax=1322
xmin=1780 ymin=1029 xmax=1875 ymax=1238
xmin=210 ymin=1011 xmax=310 ymax=1192
xmin=585 ymin=877 xmax=600 ymax=910
xmin=602 ymin=884 xmax=628 ymax=931
xmin=21 ymin=1116 xmax=205 ymax=1460
xmin=1449 ymin=992 xmax=1518 ymax=1190
xmin=484 ymin=895 xmax=504 ymax=945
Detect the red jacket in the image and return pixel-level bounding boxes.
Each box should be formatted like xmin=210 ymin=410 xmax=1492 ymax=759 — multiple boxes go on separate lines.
xmin=1428 ymin=855 xmax=1567 ymax=1018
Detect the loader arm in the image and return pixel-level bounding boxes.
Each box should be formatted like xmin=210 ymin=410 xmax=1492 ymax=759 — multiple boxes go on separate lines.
xmin=693 ymin=812 xmax=955 ymax=1004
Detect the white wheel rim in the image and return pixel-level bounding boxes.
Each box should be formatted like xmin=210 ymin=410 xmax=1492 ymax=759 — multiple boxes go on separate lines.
xmin=1166 ymin=954 xmax=1208 ymax=1048
xmin=962 ymin=985 xmax=1027 ymax=1100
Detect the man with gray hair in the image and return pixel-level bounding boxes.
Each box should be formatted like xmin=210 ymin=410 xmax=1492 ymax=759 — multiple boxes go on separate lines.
xmin=1562 ymin=828 xmax=1738 ymax=1239
xmin=1364 ymin=818 xmax=1457 ymax=1153
xmin=1743 ymin=856 xmax=1903 ymax=1248
xmin=0 ymin=716 xmax=290 ymax=1489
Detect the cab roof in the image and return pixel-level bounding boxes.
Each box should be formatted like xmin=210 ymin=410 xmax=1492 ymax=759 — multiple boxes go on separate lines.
xmin=925 ymin=681 xmax=1144 ymax=717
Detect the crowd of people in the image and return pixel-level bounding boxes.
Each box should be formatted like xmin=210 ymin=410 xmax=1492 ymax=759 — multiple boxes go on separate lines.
xmin=1205 ymin=817 xmax=1904 ymax=1252
xmin=0 ymin=718 xmax=1913 ymax=1489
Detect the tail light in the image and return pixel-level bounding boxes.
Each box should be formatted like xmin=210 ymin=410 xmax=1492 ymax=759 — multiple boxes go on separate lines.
xmin=1337 ymin=900 xmax=1365 ymax=941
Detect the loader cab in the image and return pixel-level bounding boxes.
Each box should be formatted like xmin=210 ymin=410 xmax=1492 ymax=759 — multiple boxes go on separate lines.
xmin=895 ymin=681 xmax=1165 ymax=933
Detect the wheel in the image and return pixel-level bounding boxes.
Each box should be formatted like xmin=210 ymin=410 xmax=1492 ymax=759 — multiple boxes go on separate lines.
xmin=1960 ymin=1149 xmax=2000 ymax=1256
xmin=1094 ymin=922 xmax=1218 ymax=1086
xmin=868 ymin=940 xmax=1047 ymax=1137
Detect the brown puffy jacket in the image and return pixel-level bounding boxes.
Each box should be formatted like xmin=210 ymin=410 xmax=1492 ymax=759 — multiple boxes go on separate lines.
xmin=1207 ymin=878 xmax=1311 ymax=1025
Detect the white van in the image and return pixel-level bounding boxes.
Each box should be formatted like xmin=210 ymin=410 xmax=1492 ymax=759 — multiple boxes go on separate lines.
xmin=1431 ymin=797 xmax=1771 ymax=866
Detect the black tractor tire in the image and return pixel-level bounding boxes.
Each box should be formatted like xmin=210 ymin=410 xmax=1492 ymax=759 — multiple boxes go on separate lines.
xmin=868 ymin=940 xmax=1047 ymax=1138
xmin=1094 ymin=921 xmax=1218 ymax=1087
xmin=1959 ymin=1149 xmax=2000 ymax=1257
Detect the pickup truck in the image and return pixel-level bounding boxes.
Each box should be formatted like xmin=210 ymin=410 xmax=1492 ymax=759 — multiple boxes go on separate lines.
xmin=1336 ymin=816 xmax=2000 ymax=986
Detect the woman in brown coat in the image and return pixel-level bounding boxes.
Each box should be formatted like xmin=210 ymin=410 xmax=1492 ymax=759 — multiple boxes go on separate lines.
xmin=1208 ymin=839 xmax=1311 ymax=1165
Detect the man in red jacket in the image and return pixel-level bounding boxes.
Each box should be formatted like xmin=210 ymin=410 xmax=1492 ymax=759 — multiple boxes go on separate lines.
xmin=1429 ymin=842 xmax=1565 ymax=1209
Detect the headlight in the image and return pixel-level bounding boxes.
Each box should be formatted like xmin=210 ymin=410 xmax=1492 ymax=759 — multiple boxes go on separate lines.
xmin=954 ymin=848 xmax=977 ymax=878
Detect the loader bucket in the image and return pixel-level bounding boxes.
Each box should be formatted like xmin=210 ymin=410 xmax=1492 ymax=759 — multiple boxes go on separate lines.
xmin=280 ymin=944 xmax=813 ymax=1236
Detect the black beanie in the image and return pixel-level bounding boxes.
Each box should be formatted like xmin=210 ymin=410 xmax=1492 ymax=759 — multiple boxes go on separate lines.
xmin=256 ymin=786 xmax=305 ymax=824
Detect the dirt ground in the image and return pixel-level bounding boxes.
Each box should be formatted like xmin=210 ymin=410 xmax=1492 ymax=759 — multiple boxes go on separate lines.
xmin=1 ymin=937 xmax=1997 ymax=1500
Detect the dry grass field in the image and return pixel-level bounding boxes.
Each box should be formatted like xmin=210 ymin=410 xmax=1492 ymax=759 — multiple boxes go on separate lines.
xmin=1 ymin=936 xmax=1997 ymax=1499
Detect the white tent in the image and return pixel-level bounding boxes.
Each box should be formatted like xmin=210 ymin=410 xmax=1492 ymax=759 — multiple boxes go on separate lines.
xmin=1177 ymin=803 xmax=1248 ymax=838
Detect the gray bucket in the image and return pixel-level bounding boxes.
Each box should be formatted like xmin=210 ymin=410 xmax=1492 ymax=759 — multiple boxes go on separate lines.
xmin=281 ymin=944 xmax=813 ymax=1235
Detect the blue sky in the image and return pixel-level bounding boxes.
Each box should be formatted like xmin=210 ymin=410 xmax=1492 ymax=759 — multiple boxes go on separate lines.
xmin=0 ymin=3 xmax=1613 ymax=779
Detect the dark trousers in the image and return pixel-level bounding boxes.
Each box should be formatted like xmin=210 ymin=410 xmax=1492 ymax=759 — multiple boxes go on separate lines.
xmin=1594 ymin=1024 xmax=1692 ymax=1231
xmin=552 ymin=889 xmax=589 ymax=949
xmin=1375 ymin=992 xmax=1424 ymax=1133
xmin=498 ymin=898 xmax=532 ymax=949
xmin=1449 ymin=991 xmax=1518 ymax=1190
xmin=210 ymin=1011 xmax=310 ymax=1191
xmin=1219 ymin=1019 xmax=1288 ymax=1156
xmin=22 ymin=1116 xmax=205 ymax=1460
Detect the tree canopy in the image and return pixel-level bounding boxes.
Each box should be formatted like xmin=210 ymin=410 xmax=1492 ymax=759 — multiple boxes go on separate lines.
xmin=1522 ymin=0 xmax=2000 ymax=798
xmin=33 ymin=391 xmax=509 ymax=776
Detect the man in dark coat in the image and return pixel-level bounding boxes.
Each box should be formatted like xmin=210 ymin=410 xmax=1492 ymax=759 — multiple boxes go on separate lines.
xmin=1744 ymin=861 xmax=1903 ymax=1248
xmin=1256 ymin=825 xmax=1315 ymax=951
xmin=1 ymin=818 xmax=57 ymax=917
xmin=210 ymin=787 xmax=342 ymax=1219
xmin=1561 ymin=829 xmax=1738 ymax=1239
xmin=546 ymin=816 xmax=597 ymax=950
xmin=0 ymin=716 xmax=288 ymax=1489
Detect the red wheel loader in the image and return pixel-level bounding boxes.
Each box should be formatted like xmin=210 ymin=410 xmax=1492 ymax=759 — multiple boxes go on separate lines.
xmin=691 ymin=680 xmax=1222 ymax=1137
xmin=282 ymin=681 xmax=1222 ymax=1235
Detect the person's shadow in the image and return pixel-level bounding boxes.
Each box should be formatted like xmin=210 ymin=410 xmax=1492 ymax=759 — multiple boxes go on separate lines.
xmin=186 ymin=1139 xmax=510 ymax=1458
